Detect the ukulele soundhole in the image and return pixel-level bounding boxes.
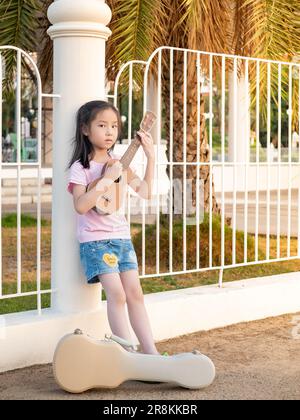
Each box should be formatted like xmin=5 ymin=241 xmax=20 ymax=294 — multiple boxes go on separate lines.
xmin=114 ymin=176 xmax=121 ymax=183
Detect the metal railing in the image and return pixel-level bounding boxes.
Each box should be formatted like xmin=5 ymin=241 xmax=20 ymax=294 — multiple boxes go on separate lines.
xmin=0 ymin=46 xmax=59 ymax=314
xmin=111 ymin=46 xmax=300 ymax=286
xmin=1 ymin=44 xmax=299 ymax=318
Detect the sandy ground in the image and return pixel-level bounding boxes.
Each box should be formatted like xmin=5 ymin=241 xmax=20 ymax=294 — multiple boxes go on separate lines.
xmin=0 ymin=312 xmax=299 ymax=400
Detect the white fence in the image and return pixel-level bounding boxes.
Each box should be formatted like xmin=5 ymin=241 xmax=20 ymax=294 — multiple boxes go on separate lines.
xmin=0 ymin=46 xmax=59 ymax=315
xmin=112 ymin=46 xmax=300 ymax=287
xmin=1 ymin=45 xmax=300 ymax=317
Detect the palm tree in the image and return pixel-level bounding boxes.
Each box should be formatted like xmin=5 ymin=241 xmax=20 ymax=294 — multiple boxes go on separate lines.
xmin=1 ymin=0 xmax=299 ymax=217
xmin=106 ymin=0 xmax=299 ymax=218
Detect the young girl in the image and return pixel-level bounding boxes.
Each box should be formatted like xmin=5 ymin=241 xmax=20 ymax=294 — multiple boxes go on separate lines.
xmin=67 ymin=100 xmax=160 ymax=355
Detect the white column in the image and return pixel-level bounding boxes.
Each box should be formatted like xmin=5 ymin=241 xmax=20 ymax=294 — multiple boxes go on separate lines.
xmin=228 ymin=73 xmax=250 ymax=163
xmin=47 ymin=0 xmax=112 ymax=313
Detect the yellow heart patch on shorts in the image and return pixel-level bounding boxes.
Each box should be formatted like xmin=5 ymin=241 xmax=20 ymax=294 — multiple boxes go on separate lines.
xmin=103 ymin=253 xmax=118 ymax=268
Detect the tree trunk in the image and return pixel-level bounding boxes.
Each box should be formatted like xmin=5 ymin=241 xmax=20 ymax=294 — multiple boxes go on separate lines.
xmin=161 ymin=51 xmax=221 ymax=220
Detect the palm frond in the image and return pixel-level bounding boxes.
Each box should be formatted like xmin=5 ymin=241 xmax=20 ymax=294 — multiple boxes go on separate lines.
xmin=37 ymin=0 xmax=53 ymax=90
xmin=177 ymin=0 xmax=230 ymax=54
xmin=241 ymin=0 xmax=300 ymax=61
xmin=106 ymin=0 xmax=167 ymax=91
xmin=165 ymin=0 xmax=231 ymax=82
xmin=227 ymin=0 xmax=256 ymax=57
xmin=0 ymin=0 xmax=43 ymax=94
xmin=242 ymin=0 xmax=300 ymax=129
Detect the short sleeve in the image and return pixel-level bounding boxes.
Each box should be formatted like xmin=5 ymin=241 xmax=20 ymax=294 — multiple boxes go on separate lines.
xmin=67 ymin=160 xmax=87 ymax=194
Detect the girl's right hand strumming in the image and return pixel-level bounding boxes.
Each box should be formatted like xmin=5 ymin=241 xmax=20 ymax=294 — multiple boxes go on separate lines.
xmin=105 ymin=160 xmax=123 ymax=181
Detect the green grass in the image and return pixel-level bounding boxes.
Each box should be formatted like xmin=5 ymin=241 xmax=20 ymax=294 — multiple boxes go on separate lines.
xmin=1 ymin=213 xmax=50 ymax=228
xmin=132 ymin=212 xmax=266 ymax=272
xmin=0 ymin=281 xmax=51 ymax=315
xmin=1 ymin=212 xmax=300 ymax=313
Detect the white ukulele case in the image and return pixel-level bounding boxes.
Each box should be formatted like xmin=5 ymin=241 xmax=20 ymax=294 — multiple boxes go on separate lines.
xmin=52 ymin=329 xmax=215 ymax=393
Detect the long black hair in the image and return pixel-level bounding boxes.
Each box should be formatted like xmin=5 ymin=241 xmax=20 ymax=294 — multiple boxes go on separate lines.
xmin=67 ymin=100 xmax=122 ymax=170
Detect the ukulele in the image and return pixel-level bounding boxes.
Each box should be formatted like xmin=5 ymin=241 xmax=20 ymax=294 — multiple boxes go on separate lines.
xmin=52 ymin=329 xmax=216 ymax=393
xmin=86 ymin=111 xmax=157 ymax=215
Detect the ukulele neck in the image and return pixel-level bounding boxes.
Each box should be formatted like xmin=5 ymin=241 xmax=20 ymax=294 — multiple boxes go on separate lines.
xmin=119 ymin=137 xmax=141 ymax=170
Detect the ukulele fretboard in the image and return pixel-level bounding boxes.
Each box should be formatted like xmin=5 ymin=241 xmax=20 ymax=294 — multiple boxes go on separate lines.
xmin=119 ymin=138 xmax=141 ymax=170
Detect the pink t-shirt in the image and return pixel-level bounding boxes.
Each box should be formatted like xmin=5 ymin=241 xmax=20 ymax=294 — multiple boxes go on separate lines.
xmin=67 ymin=152 xmax=136 ymax=243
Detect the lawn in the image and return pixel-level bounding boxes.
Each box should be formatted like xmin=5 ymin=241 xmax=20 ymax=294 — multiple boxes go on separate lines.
xmin=1 ymin=212 xmax=300 ymax=315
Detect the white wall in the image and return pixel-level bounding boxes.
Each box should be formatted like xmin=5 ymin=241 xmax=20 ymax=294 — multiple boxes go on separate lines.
xmin=213 ymin=165 xmax=300 ymax=192
xmin=1 ymin=272 xmax=300 ymax=373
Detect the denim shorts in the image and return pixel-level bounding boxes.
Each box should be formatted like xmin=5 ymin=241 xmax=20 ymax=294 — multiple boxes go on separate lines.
xmin=80 ymin=238 xmax=139 ymax=284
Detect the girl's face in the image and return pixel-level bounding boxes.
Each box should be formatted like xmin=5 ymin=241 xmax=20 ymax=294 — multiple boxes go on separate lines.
xmin=83 ymin=108 xmax=119 ymax=154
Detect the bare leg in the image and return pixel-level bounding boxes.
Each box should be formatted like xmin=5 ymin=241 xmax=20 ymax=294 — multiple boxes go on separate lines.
xmin=98 ymin=273 xmax=133 ymax=345
xmin=120 ymin=269 xmax=160 ymax=355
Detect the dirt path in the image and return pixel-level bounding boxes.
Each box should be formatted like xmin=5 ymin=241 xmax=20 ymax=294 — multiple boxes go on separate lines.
xmin=0 ymin=312 xmax=299 ymax=400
